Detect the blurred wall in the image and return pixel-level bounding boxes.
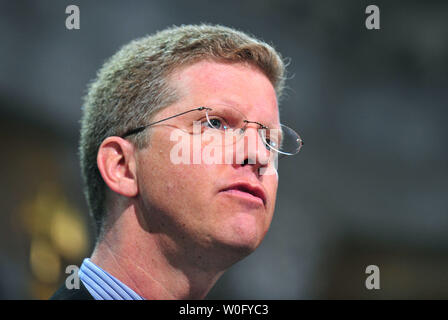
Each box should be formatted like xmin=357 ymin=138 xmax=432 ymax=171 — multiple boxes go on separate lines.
xmin=0 ymin=0 xmax=447 ymax=299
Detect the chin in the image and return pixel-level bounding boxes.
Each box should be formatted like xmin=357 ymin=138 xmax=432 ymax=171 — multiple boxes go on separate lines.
xmin=215 ymin=213 xmax=265 ymax=258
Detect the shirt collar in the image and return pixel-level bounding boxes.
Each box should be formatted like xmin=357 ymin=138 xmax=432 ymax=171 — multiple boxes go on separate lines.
xmin=78 ymin=258 xmax=144 ymax=300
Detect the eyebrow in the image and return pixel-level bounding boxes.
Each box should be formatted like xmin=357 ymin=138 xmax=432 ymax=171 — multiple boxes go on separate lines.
xmin=211 ymin=98 xmax=280 ymax=129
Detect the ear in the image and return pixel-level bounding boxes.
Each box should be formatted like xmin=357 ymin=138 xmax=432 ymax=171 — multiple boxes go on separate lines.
xmin=97 ymin=136 xmax=138 ymax=198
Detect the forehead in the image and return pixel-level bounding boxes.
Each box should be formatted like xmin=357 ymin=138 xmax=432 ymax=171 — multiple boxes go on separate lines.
xmin=167 ymin=60 xmax=280 ymax=126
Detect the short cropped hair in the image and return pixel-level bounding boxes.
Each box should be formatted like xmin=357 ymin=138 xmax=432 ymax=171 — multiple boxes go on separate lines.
xmin=79 ymin=24 xmax=286 ymax=238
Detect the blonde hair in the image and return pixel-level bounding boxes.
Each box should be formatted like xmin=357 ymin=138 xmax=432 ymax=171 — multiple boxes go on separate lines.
xmin=79 ymin=24 xmax=286 ymax=237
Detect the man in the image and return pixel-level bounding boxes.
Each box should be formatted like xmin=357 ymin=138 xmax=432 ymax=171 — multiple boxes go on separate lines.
xmin=51 ymin=24 xmax=302 ymax=300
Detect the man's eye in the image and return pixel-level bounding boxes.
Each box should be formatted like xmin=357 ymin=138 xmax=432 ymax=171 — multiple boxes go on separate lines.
xmin=205 ymin=118 xmax=228 ymax=130
xmin=264 ymin=136 xmax=281 ymax=151
xmin=264 ymin=138 xmax=274 ymax=151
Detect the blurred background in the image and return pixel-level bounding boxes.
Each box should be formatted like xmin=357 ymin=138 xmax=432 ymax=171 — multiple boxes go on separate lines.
xmin=0 ymin=0 xmax=447 ymax=299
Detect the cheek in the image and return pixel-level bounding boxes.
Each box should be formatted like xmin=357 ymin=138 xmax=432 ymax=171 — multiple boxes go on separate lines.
xmin=146 ymin=131 xmax=225 ymax=193
xmin=263 ymin=175 xmax=278 ymax=222
xmin=138 ymin=142 xmax=218 ymax=212
xmin=264 ymin=172 xmax=278 ymax=200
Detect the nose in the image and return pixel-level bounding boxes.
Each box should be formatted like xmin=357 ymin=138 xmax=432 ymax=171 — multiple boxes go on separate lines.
xmin=234 ymin=125 xmax=273 ymax=174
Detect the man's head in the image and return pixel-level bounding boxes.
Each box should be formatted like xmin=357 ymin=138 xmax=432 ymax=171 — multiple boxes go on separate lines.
xmin=79 ymin=24 xmax=286 ymax=258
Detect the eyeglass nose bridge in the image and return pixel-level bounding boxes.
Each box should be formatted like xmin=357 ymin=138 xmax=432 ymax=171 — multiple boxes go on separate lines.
xmin=241 ymin=120 xmax=268 ymax=138
xmin=242 ymin=119 xmax=268 ymax=130
xmin=239 ymin=120 xmax=272 ymax=153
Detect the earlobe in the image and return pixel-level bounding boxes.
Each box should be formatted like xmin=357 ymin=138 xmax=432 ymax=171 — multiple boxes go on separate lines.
xmin=97 ymin=137 xmax=139 ymax=198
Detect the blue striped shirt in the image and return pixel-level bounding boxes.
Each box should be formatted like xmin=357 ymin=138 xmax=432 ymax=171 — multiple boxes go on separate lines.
xmin=78 ymin=258 xmax=144 ymax=300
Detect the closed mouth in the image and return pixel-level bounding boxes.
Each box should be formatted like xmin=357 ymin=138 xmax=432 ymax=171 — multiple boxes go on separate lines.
xmin=220 ymin=182 xmax=266 ymax=205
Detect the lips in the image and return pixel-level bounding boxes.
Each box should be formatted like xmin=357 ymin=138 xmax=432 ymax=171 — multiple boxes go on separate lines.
xmin=220 ymin=182 xmax=267 ymax=205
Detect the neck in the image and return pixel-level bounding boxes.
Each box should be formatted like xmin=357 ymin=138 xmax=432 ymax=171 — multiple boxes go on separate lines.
xmin=90 ymin=206 xmax=227 ymax=300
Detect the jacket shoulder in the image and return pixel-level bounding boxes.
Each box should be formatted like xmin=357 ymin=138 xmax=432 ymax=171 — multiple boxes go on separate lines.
xmin=50 ymin=281 xmax=94 ymax=300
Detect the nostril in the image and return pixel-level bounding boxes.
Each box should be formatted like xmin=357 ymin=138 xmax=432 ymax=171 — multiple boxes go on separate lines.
xmin=241 ymin=157 xmax=256 ymax=166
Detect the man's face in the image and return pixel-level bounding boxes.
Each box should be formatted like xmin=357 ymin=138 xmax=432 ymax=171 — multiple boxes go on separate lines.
xmin=134 ymin=61 xmax=279 ymax=267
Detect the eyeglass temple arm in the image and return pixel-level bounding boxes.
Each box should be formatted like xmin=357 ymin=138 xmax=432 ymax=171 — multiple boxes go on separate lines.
xmin=121 ymin=106 xmax=210 ymax=138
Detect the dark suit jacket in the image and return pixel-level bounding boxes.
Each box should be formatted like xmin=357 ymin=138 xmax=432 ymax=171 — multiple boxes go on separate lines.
xmin=50 ymin=281 xmax=94 ymax=300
